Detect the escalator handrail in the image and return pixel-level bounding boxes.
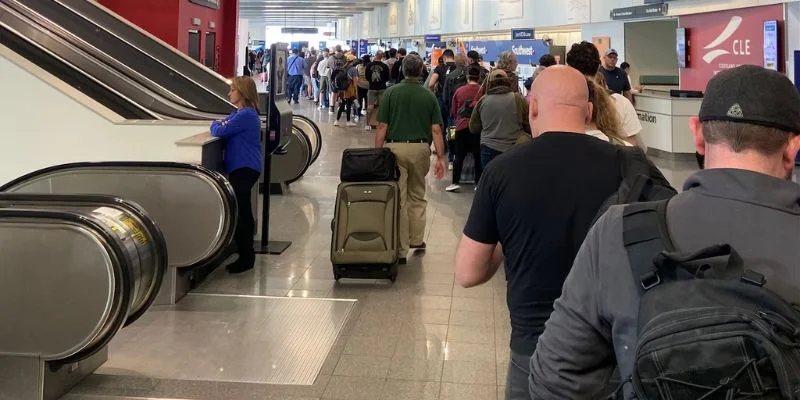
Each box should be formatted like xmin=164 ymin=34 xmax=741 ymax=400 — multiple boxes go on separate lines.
xmin=1 ymin=3 xmax=222 ymax=120
xmin=0 ymin=208 xmax=132 ymax=364
xmin=58 ymin=0 xmax=232 ymax=106
xmin=0 ymin=20 xmax=159 ymax=119
xmin=293 ymin=115 xmax=323 ymax=165
xmin=5 ymin=0 xmax=195 ymax=108
xmin=0 ymin=192 xmax=168 ymax=327
xmin=0 ymin=161 xmax=238 ymax=271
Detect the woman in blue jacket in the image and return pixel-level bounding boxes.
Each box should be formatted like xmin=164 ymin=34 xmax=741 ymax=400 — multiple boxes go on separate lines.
xmin=211 ymin=76 xmax=263 ymax=274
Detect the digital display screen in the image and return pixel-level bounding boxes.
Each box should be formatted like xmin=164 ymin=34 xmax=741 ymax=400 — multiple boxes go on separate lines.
xmin=273 ymin=49 xmax=287 ymax=96
xmin=763 ymin=20 xmax=779 ymax=71
xmin=676 ymin=28 xmax=687 ymax=68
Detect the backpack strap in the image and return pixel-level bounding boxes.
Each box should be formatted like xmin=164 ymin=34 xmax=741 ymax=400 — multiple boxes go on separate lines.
xmin=622 ymin=199 xmax=675 ymax=295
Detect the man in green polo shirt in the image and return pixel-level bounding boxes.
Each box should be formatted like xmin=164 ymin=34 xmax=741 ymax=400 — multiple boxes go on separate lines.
xmin=375 ymin=53 xmax=447 ymax=263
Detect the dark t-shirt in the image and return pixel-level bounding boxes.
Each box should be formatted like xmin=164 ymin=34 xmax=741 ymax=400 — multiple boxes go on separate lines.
xmin=600 ymin=67 xmax=631 ymax=95
xmin=365 ymin=61 xmax=390 ymax=90
xmin=463 ymin=132 xmax=621 ymax=356
xmin=433 ymin=62 xmax=456 ymax=94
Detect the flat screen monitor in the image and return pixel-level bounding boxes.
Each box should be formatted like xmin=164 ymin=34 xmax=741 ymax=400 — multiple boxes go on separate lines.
xmin=763 ymin=20 xmax=779 ymax=71
xmin=676 ymin=27 xmax=688 ymax=68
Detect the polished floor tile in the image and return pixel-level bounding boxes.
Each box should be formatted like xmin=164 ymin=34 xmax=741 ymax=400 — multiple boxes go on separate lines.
xmin=63 ymin=98 xmax=700 ymax=400
xmin=100 ymin=294 xmax=355 ymax=385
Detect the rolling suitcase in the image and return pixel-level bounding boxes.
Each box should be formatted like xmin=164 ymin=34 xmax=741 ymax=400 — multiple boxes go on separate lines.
xmin=331 ymin=181 xmax=400 ymax=282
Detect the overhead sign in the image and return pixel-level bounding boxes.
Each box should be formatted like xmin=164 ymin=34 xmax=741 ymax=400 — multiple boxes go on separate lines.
xmin=424 ymin=34 xmax=442 ymax=43
xmin=610 ymin=4 xmax=668 ymax=20
xmin=512 ymin=29 xmax=535 ymax=40
xmin=281 ymin=27 xmax=319 ymax=34
xmin=189 ymin=0 xmax=219 ymax=9
xmin=465 ymin=40 xmax=550 ymax=65
xmin=359 ymin=39 xmax=369 ymax=56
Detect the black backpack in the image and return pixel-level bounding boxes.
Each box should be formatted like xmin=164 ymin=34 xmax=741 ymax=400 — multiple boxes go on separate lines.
xmin=615 ymin=200 xmax=800 ymax=399
xmin=442 ymin=65 xmax=468 ymax=107
xmin=593 ymin=146 xmax=677 ymax=223
xmin=332 ymin=66 xmax=350 ymax=92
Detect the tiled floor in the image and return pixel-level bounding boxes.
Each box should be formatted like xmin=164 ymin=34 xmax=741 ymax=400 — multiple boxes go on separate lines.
xmin=65 ymin=98 xmax=699 ymax=400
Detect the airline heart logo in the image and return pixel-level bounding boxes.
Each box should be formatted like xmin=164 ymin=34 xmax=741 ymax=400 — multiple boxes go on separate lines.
xmin=703 ymin=16 xmax=742 ymax=64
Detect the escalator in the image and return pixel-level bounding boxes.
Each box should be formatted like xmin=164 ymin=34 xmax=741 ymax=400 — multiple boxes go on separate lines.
xmin=0 ymin=0 xmax=219 ymax=120
xmin=1 ymin=162 xmax=237 ymax=274
xmin=3 ymin=0 xmax=235 ymax=116
xmin=0 ymin=198 xmax=164 ymax=364
xmin=0 ymin=194 xmax=168 ymax=400
xmin=59 ymin=0 xmax=231 ymax=102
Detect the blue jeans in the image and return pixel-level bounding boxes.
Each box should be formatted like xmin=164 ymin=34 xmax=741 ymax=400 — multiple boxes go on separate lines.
xmin=287 ymin=75 xmax=303 ymax=102
xmin=312 ymin=78 xmax=320 ymax=102
xmin=506 ymin=351 xmax=532 ymax=400
xmin=480 ymin=145 xmax=503 ymax=170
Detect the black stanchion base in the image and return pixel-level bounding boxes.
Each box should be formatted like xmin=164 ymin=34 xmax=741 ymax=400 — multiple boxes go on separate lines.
xmin=254 ymin=240 xmax=292 ymax=255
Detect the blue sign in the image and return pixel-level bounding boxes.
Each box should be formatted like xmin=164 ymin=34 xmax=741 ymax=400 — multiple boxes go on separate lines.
xmin=424 ymin=34 xmax=442 ymax=43
xmin=465 ymin=40 xmax=550 ymax=65
xmin=350 ymin=40 xmax=358 ymax=51
xmin=512 ymin=29 xmax=535 ymax=40
xmin=319 ymin=41 xmax=327 ymax=50
xmin=290 ymin=42 xmax=300 ymax=50
xmin=359 ymin=39 xmax=368 ymax=56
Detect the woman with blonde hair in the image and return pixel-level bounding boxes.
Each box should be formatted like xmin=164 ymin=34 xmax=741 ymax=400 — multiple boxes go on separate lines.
xmin=210 ymin=76 xmax=263 ymax=274
xmin=586 ymin=74 xmax=633 ymax=146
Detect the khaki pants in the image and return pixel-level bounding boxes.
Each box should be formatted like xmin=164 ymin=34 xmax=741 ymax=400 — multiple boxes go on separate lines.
xmin=386 ymin=142 xmax=431 ymax=254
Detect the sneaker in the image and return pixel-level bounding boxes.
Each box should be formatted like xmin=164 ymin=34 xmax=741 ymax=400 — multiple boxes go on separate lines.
xmin=361 ymin=110 xmax=367 ymax=116
xmin=354 ymin=116 xmax=360 ymax=122
xmin=445 ymin=184 xmax=461 ymax=192
xmin=365 ymin=126 xmax=372 ymax=131
xmin=346 ymin=121 xmax=357 ymax=127
xmin=448 ymin=163 xmax=453 ymax=171
xmin=333 ymin=121 xmax=341 ymax=127
xmin=328 ymin=110 xmax=334 ymax=115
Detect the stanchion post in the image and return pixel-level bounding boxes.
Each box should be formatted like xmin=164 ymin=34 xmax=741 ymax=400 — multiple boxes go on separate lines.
xmin=254 ymin=43 xmax=292 ymax=255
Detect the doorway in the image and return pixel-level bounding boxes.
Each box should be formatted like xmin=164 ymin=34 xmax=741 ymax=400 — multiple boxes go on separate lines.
xmin=205 ymin=32 xmax=216 ymax=70
xmin=188 ymin=30 xmax=201 ymax=61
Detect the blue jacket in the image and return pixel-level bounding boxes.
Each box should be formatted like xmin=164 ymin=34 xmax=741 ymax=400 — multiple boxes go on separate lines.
xmin=210 ymin=107 xmax=263 ymax=174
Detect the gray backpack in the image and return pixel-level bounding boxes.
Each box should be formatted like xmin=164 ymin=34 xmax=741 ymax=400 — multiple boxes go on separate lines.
xmin=614 ymin=200 xmax=800 ymax=399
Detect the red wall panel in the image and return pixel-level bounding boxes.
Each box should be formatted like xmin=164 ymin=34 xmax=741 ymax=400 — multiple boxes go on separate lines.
xmin=97 ymin=0 xmax=179 ymax=45
xmin=98 ymin=0 xmax=238 ymax=76
xmin=679 ymin=4 xmax=783 ymax=91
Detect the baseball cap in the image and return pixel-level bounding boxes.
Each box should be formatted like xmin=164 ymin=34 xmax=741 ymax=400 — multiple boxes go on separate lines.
xmin=467 ymin=50 xmax=481 ymax=61
xmin=699 ymin=65 xmax=800 ymax=133
xmin=604 ymin=48 xmax=618 ymax=57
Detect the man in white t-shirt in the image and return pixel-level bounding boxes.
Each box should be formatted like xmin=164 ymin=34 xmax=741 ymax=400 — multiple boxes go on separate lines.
xmin=566 ymin=41 xmax=646 ymax=150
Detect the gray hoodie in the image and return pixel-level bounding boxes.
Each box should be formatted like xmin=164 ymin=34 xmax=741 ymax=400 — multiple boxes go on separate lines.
xmin=469 ymin=85 xmax=530 ymax=152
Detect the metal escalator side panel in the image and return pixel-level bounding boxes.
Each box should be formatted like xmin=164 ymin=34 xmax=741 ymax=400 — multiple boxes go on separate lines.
xmin=292 ymin=115 xmax=323 ymax=165
xmin=58 ymin=0 xmax=232 ymax=104
xmin=0 ymin=193 xmax=168 ymax=326
xmin=1 ymin=162 xmax=237 ymax=271
xmin=0 ymin=210 xmax=131 ymax=363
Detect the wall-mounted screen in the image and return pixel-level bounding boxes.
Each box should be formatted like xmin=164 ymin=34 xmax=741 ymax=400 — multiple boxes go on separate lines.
xmin=676 ymin=27 xmax=688 ymax=68
xmin=763 ymin=20 xmax=779 ymax=71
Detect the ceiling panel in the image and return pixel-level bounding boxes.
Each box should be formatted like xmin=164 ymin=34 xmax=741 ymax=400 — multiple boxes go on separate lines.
xmin=240 ymin=0 xmax=399 ymax=26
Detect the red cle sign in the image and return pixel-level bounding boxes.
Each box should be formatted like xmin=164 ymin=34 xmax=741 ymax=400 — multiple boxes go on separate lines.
xmin=679 ymin=4 xmax=783 ymax=91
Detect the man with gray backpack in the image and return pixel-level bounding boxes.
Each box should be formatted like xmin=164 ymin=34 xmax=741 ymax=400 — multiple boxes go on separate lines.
xmin=529 ymin=65 xmax=800 ymax=399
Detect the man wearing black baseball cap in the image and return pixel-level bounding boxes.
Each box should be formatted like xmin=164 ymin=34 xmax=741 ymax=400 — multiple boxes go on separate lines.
xmin=529 ymin=64 xmax=800 ymax=398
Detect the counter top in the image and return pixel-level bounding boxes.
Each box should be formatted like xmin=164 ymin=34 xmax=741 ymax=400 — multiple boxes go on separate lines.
xmin=634 ymin=91 xmax=703 ymax=101
xmin=175 ymin=132 xmax=220 ymax=147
